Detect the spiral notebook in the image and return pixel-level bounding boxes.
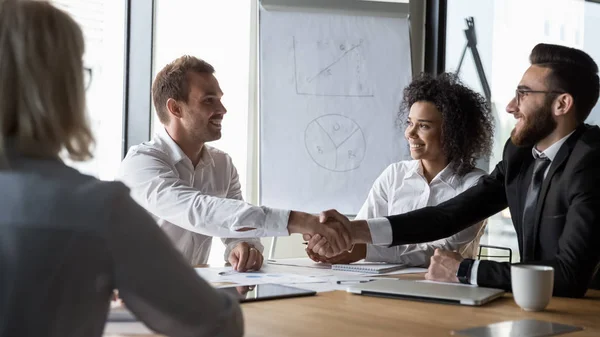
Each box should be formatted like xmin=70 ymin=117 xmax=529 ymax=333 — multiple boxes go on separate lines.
xmin=331 ymin=262 xmax=405 ymax=274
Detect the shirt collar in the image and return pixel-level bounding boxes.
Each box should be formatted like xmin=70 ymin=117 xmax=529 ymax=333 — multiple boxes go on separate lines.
xmin=197 ymin=146 xmax=215 ymax=168
xmin=531 ymin=130 xmax=575 ymax=162
xmin=156 ymin=127 xmax=214 ymax=168
xmin=406 ymin=160 xmax=460 ymax=189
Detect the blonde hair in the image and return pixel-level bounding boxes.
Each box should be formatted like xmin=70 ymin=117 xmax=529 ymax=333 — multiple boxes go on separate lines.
xmin=152 ymin=55 xmax=215 ymax=124
xmin=0 ymin=0 xmax=94 ymax=166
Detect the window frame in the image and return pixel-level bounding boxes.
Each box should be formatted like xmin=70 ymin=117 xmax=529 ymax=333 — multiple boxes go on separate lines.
xmin=122 ymin=0 xmax=155 ymax=157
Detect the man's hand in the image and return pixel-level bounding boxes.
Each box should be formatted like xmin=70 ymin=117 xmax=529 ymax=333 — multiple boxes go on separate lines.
xmin=228 ymin=242 xmax=264 ymax=272
xmin=287 ymin=211 xmax=352 ymax=256
xmin=319 ymin=209 xmax=373 ymax=244
xmin=302 ymin=209 xmax=374 ymax=257
xmin=424 ymin=249 xmax=463 ymax=283
xmin=306 ymin=243 xmax=366 ymax=264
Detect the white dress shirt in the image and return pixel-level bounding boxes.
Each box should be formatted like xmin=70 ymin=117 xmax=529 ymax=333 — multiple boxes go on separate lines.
xmin=117 ymin=128 xmax=290 ymax=265
xmin=469 ymin=130 xmax=575 ymax=284
xmin=361 ymin=160 xmax=487 ymax=267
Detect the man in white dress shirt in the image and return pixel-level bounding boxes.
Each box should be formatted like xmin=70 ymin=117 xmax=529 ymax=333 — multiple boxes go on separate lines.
xmin=118 ymin=55 xmax=351 ymax=270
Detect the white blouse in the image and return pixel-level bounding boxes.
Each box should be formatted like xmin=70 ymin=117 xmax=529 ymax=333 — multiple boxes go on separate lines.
xmin=358 ymin=160 xmax=487 ymax=267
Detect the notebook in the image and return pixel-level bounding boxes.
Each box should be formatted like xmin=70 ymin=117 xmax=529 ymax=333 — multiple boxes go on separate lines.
xmin=331 ymin=262 xmax=405 ymax=274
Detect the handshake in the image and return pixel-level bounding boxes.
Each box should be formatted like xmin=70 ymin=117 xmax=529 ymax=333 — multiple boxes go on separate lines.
xmin=287 ymin=210 xmax=373 ymax=258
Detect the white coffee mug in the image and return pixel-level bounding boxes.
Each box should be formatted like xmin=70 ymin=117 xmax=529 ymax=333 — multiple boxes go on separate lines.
xmin=511 ymin=265 xmax=554 ymax=311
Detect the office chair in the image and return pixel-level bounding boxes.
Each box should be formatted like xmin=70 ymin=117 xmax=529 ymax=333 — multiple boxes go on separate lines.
xmin=477 ymin=244 xmax=512 ymax=263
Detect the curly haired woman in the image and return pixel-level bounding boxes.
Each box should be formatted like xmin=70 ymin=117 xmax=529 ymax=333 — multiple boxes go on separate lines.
xmin=308 ymin=73 xmax=494 ymax=266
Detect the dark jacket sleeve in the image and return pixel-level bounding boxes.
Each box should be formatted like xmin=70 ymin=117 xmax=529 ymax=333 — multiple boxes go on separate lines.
xmin=478 ymin=151 xmax=600 ymax=298
xmin=104 ymin=183 xmax=244 ymax=337
xmin=385 ymin=155 xmax=509 ymax=247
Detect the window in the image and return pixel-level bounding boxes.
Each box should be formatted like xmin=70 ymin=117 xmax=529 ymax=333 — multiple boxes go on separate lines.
xmin=52 ymin=0 xmax=127 ymax=181
xmin=446 ymin=0 xmax=600 ymax=260
xmin=153 ymin=0 xmax=256 ymax=265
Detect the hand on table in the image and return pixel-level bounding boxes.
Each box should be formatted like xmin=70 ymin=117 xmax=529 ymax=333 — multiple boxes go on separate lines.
xmin=424 ymin=249 xmax=463 ymax=283
xmin=228 ymin=242 xmax=264 ymax=272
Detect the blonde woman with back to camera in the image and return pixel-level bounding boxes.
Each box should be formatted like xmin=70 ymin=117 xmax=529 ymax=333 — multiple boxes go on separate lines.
xmin=0 ymin=1 xmax=243 ymax=336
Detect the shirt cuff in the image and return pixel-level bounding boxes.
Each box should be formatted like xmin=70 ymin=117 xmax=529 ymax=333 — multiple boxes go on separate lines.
xmin=470 ymin=260 xmax=480 ymax=285
xmin=364 ymin=244 xmax=397 ymax=262
xmin=366 ymin=218 xmax=393 ymax=246
xmin=365 ymin=244 xmax=378 ymax=261
xmin=262 ymin=207 xmax=291 ymax=237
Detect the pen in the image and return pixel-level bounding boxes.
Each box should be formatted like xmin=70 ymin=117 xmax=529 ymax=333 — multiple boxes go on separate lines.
xmin=336 ymin=280 xmax=373 ymax=285
xmin=302 ymin=242 xmax=308 ymax=245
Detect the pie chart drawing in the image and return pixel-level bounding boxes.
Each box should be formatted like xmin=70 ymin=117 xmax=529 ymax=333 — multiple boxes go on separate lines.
xmin=305 ymin=114 xmax=366 ymax=172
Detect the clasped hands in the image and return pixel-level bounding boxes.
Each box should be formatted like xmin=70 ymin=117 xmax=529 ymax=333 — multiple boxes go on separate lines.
xmin=228 ymin=209 xmax=367 ymax=272
xmin=290 ymin=209 xmax=371 ymax=258
xmin=295 ymin=210 xmax=465 ymax=284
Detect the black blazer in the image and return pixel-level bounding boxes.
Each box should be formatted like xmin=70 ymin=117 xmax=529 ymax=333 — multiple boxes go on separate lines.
xmin=386 ymin=124 xmax=600 ymax=297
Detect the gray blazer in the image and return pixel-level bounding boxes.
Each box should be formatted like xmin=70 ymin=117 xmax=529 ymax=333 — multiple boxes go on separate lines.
xmin=0 ymin=154 xmax=243 ymax=337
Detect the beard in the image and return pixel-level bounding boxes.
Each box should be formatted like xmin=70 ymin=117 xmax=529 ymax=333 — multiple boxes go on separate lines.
xmin=511 ymin=99 xmax=557 ymax=147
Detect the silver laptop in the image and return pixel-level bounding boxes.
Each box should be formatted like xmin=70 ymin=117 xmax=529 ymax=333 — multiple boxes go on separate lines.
xmin=347 ymin=279 xmax=505 ymax=306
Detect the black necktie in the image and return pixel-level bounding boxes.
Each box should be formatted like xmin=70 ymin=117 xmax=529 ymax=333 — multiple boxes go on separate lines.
xmin=522 ymin=155 xmax=551 ymax=261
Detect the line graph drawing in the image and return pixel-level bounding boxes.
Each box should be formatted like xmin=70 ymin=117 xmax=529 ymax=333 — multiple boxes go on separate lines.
xmin=293 ymin=37 xmax=374 ymax=97
xmin=304 ymin=114 xmax=366 ymax=172
xmin=306 ymin=42 xmax=363 ymax=83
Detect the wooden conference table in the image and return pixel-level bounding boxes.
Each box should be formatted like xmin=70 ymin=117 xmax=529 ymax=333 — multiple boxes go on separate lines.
xmin=110 ymin=271 xmax=600 ymax=337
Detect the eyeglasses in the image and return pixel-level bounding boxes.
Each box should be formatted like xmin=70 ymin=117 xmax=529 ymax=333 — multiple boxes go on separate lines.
xmin=515 ymin=88 xmax=564 ymax=105
xmin=84 ymin=67 xmax=93 ymax=90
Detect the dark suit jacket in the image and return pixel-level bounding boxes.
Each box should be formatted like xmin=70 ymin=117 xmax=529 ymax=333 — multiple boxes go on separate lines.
xmin=386 ymin=124 xmax=600 ymax=297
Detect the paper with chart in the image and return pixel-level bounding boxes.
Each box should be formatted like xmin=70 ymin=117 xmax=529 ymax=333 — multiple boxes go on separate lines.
xmin=195 ymin=266 xmax=328 ymax=286
xmin=260 ymin=7 xmax=412 ymax=214
xmin=194 ymin=263 xmax=412 ymax=292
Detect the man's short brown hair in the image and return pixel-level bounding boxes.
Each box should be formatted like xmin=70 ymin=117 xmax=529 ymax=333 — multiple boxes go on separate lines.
xmin=152 ymin=55 xmax=215 ymax=124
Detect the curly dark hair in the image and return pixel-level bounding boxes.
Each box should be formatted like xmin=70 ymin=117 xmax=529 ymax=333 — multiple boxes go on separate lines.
xmin=400 ymin=73 xmax=494 ymax=176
